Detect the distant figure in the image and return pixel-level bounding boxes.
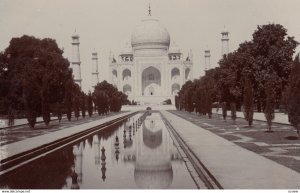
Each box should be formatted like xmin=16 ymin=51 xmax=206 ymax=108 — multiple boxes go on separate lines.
xmin=7 ymin=110 xmax=15 ymax=127
xmin=216 ymin=103 xmax=220 ymax=113
xmin=11 ymin=113 xmax=14 ymax=126
xmin=222 ymin=102 xmax=227 ymax=121
xmin=8 ymin=112 xmax=13 ymax=127
xmin=7 ymin=114 xmax=11 ymax=127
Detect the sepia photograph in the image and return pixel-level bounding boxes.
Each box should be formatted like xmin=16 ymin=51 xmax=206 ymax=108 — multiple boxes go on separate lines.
xmin=0 ymin=0 xmax=299 ymax=191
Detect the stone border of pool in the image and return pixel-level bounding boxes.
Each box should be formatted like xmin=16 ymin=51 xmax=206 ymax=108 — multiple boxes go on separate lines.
xmin=162 ymin=110 xmax=300 ymax=189
xmin=160 ymin=112 xmax=222 ymax=189
xmin=0 ymin=111 xmax=138 ymax=177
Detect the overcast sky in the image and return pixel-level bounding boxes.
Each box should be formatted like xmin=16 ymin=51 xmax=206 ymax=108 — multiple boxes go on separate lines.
xmin=1 ymin=0 xmax=300 ymax=92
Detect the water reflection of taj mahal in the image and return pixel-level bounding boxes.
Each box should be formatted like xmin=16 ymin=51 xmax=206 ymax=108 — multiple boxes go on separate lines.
xmin=120 ymin=113 xmax=181 ymax=188
xmin=72 ymin=112 xmax=182 ymax=189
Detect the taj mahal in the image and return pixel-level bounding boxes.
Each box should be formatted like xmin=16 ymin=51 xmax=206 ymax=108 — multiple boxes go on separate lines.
xmin=108 ymin=9 xmax=193 ymax=104
xmin=71 ymin=6 xmax=229 ymax=105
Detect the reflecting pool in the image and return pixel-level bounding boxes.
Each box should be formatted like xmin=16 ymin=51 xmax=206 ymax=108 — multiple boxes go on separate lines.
xmin=0 ymin=112 xmax=197 ymax=189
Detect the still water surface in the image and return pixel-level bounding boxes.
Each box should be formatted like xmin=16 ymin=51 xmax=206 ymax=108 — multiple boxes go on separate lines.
xmin=0 ymin=112 xmax=196 ymax=189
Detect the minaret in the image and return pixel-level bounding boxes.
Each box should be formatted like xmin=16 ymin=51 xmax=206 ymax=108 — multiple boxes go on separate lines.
xmin=221 ymin=28 xmax=229 ymax=56
xmin=204 ymin=49 xmax=211 ymax=71
xmin=71 ymin=32 xmax=82 ymax=88
xmin=189 ymin=49 xmax=193 ymax=62
xmin=74 ymin=143 xmax=83 ymax=183
xmin=148 ymin=3 xmax=151 ymax=16
xmin=91 ymin=51 xmax=99 ymax=87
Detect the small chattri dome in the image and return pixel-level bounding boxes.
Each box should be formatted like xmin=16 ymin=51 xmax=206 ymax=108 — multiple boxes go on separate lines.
xmin=131 ymin=16 xmax=170 ymax=52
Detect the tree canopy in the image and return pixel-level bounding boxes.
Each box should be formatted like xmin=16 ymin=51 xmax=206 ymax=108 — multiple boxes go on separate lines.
xmin=0 ymin=35 xmax=74 ymax=127
xmin=175 ymin=24 xmax=298 ymax=129
xmin=93 ymin=81 xmax=129 ymax=114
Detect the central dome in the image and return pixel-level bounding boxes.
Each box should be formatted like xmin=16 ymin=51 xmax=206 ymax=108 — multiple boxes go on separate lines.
xmin=131 ymin=17 xmax=170 ymax=54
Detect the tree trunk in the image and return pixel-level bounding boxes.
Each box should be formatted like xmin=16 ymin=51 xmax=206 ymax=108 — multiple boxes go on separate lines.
xmin=268 ymin=119 xmax=272 ymax=132
xmin=257 ymin=100 xmax=262 ymax=112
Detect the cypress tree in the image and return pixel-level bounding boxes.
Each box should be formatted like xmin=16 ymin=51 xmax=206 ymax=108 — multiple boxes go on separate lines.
xmin=87 ymin=91 xmax=93 ymax=117
xmin=65 ymin=80 xmax=73 ymax=121
xmin=41 ymin=78 xmax=50 ymax=126
xmin=74 ymin=95 xmax=80 ymax=120
xmin=264 ymin=76 xmax=276 ymax=132
xmin=42 ymin=100 xmax=50 ymax=126
xmin=287 ymin=55 xmax=300 ymax=137
xmin=81 ymin=92 xmax=86 ymax=118
xmin=243 ymin=78 xmax=254 ymax=127
xmin=222 ymin=102 xmax=227 ymax=121
xmin=57 ymin=102 xmax=62 ymax=123
xmin=230 ymin=102 xmax=237 ymax=125
xmin=206 ymin=89 xmax=213 ymax=119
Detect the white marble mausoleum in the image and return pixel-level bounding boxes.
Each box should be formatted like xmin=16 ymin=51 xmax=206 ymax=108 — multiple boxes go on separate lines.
xmin=109 ymin=12 xmax=193 ymax=104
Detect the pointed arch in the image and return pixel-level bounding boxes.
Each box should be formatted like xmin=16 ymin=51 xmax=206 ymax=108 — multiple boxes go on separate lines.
xmin=172 ymin=83 xmax=180 ymax=95
xmin=185 ymin=68 xmax=190 ymax=80
xmin=142 ymin=66 xmax=161 ymax=96
xmin=171 ymin=68 xmax=180 ymax=80
xmin=122 ymin=68 xmax=131 ymax=80
xmin=123 ymin=84 xmax=132 ymax=95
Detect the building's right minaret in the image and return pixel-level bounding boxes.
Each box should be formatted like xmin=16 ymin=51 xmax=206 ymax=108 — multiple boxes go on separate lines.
xmin=221 ymin=29 xmax=229 ymax=56
xmin=204 ymin=49 xmax=211 ymax=71
xmin=91 ymin=52 xmax=99 ymax=87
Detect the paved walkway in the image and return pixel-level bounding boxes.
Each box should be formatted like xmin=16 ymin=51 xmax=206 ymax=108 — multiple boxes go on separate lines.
xmin=213 ymin=108 xmax=290 ymax=124
xmin=0 ymin=111 xmax=136 ymax=161
xmin=161 ymin=110 xmax=300 ymax=189
xmin=0 ymin=112 xmax=121 ymax=146
xmin=0 ymin=116 xmax=59 ymax=129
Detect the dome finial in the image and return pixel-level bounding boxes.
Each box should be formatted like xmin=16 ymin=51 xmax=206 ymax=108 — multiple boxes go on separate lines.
xmin=148 ymin=3 xmax=151 ymax=16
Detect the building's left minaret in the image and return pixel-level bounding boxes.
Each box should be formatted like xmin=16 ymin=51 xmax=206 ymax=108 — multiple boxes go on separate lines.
xmin=91 ymin=52 xmax=99 ymax=87
xmin=71 ymin=32 xmax=82 ymax=88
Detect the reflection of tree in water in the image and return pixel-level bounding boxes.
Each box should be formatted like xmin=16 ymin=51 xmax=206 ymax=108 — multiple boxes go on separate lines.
xmin=98 ymin=121 xmax=124 ymax=140
xmin=0 ymin=146 xmax=75 ymax=189
xmin=87 ymin=135 xmax=94 ymax=147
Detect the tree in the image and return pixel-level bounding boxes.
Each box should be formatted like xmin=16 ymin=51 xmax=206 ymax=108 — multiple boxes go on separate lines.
xmin=264 ymin=75 xmax=276 ymax=132
xmin=87 ymin=91 xmax=93 ymax=117
xmin=74 ymin=95 xmax=80 ymax=120
xmin=204 ymin=87 xmax=213 ymax=119
xmin=230 ymin=102 xmax=237 ymax=125
xmin=243 ymin=78 xmax=254 ymax=127
xmin=174 ymin=24 xmax=297 ymax=121
xmin=287 ymin=55 xmax=300 ymax=137
xmin=93 ymin=81 xmax=127 ymax=114
xmin=22 ymin=63 xmax=41 ymax=128
xmin=95 ymin=91 xmax=108 ymax=115
xmin=251 ymin=24 xmax=298 ymax=111
xmin=222 ymin=102 xmax=227 ymax=121
xmin=175 ymin=95 xmax=179 ymax=110
xmin=81 ymin=92 xmax=86 ymax=118
xmin=41 ymin=74 xmax=51 ymax=126
xmin=64 ymin=79 xmax=73 ymax=121
xmin=185 ymin=91 xmax=194 ymax=113
xmin=56 ymin=102 xmax=62 ymax=123
xmin=217 ymin=52 xmax=243 ymax=107
xmin=0 ymin=35 xmax=73 ymax=128
xmin=177 ymin=80 xmax=194 ymax=112
xmin=72 ymin=84 xmax=81 ymax=120
xmin=110 ymin=95 xmax=122 ymax=112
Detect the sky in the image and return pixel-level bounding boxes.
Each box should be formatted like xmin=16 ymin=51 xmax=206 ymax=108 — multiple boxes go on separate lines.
xmin=1 ymin=0 xmax=300 ymax=92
